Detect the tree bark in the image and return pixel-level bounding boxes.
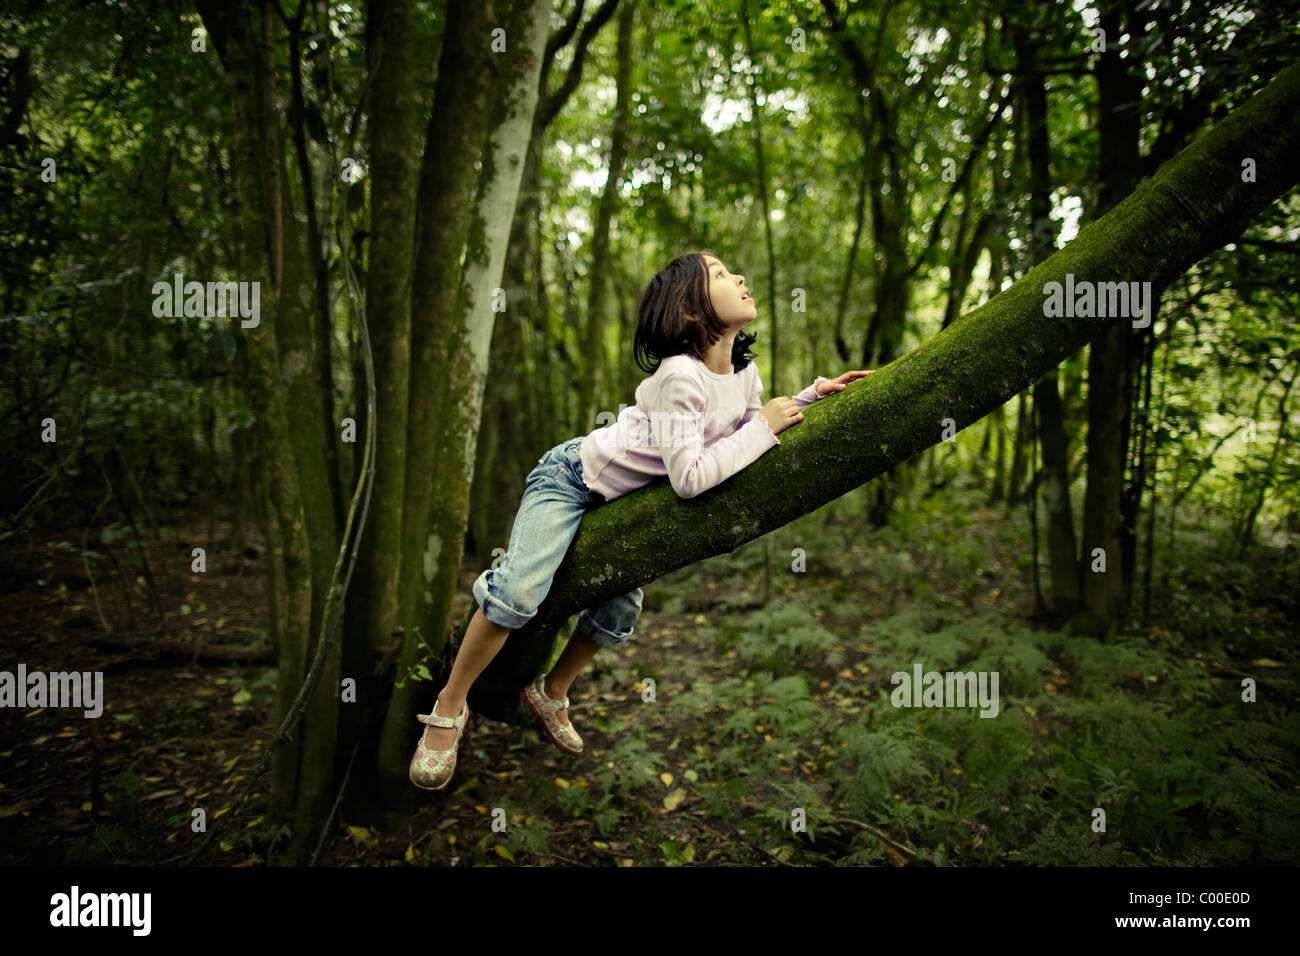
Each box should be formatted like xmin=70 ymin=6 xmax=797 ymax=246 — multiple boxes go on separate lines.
xmin=340 ymin=0 xmax=421 ymax=811
xmin=1013 ymin=19 xmax=1078 ymax=619
xmin=196 ymin=0 xmax=337 ymax=864
xmin=1072 ymin=0 xmax=1147 ymax=637
xmin=395 ymin=0 xmax=499 ymax=661
xmin=377 ymin=0 xmax=554 ymax=804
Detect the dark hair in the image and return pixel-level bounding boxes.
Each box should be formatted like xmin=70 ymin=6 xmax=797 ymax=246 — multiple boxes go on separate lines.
xmin=632 ymin=249 xmax=758 ymax=375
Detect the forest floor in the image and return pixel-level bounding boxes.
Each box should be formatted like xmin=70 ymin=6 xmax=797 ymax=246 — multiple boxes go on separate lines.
xmin=1 ymin=482 xmax=1297 ymax=866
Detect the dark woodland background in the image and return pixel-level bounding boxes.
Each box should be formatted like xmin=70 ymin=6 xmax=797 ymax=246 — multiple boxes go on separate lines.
xmin=1 ymin=0 xmax=1298 ymax=867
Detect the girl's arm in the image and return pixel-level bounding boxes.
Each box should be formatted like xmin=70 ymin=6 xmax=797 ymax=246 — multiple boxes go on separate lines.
xmin=653 ymin=373 xmax=781 ymax=499
xmin=792 ymin=376 xmax=831 ymax=408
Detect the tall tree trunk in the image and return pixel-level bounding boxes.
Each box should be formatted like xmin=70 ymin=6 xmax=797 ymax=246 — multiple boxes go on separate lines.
xmin=986 ymin=157 xmax=1009 ymax=507
xmin=473 ymin=0 xmax=629 ymax=664
xmin=340 ymin=0 xmax=421 ymax=819
xmin=1034 ymin=371 xmax=1079 ymax=617
xmin=834 ymin=160 xmax=869 ymax=365
xmin=394 ymin=0 xmax=499 ymax=680
xmin=377 ymin=0 xmax=553 ymax=806
xmin=1120 ymin=296 xmax=1158 ymax=606
xmin=988 ymin=403 xmax=1007 ymax=505
xmin=267 ymin=12 xmax=344 ymax=864
xmin=1014 ymin=19 xmax=1078 ymax=620
xmin=285 ymin=2 xmax=343 ymax=529
xmin=197 ymin=0 xmax=337 ymax=863
xmin=1072 ymin=0 xmax=1146 ymax=637
xmin=1007 ymin=390 xmax=1032 ymax=506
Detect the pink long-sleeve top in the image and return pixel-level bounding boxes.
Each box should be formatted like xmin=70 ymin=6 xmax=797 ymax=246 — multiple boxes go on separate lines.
xmin=579 ymin=352 xmax=828 ymax=501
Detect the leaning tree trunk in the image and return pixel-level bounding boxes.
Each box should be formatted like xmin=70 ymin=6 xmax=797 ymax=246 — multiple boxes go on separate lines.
xmin=451 ymin=59 xmax=1300 ymax=721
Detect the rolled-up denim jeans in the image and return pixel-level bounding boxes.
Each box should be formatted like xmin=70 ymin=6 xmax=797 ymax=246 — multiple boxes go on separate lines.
xmin=472 ymin=436 xmax=644 ymax=649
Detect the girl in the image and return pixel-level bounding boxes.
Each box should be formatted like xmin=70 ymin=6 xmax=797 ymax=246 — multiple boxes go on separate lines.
xmin=410 ymin=249 xmax=873 ymax=791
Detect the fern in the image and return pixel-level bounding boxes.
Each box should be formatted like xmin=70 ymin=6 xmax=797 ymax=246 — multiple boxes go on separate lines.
xmin=832 ymin=722 xmax=935 ymax=812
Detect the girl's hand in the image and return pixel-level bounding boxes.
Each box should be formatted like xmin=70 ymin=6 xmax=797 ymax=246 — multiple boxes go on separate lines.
xmin=761 ymin=396 xmax=803 ymax=434
xmin=815 ymin=369 xmax=874 ymax=397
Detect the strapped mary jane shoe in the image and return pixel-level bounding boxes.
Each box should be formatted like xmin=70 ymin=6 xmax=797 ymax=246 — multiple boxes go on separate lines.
xmin=409 ymin=696 xmax=470 ymax=791
xmin=520 ymin=675 xmax=583 ymax=755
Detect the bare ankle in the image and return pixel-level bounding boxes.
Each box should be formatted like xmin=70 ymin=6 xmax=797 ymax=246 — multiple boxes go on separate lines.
xmin=436 ymin=691 xmax=465 ymax=715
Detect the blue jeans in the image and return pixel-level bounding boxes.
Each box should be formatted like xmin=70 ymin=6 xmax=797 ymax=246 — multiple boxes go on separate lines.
xmin=472 ymin=436 xmax=644 ymax=649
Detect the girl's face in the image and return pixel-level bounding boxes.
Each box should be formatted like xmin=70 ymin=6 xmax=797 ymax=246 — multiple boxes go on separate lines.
xmin=701 ymin=254 xmax=757 ymax=326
